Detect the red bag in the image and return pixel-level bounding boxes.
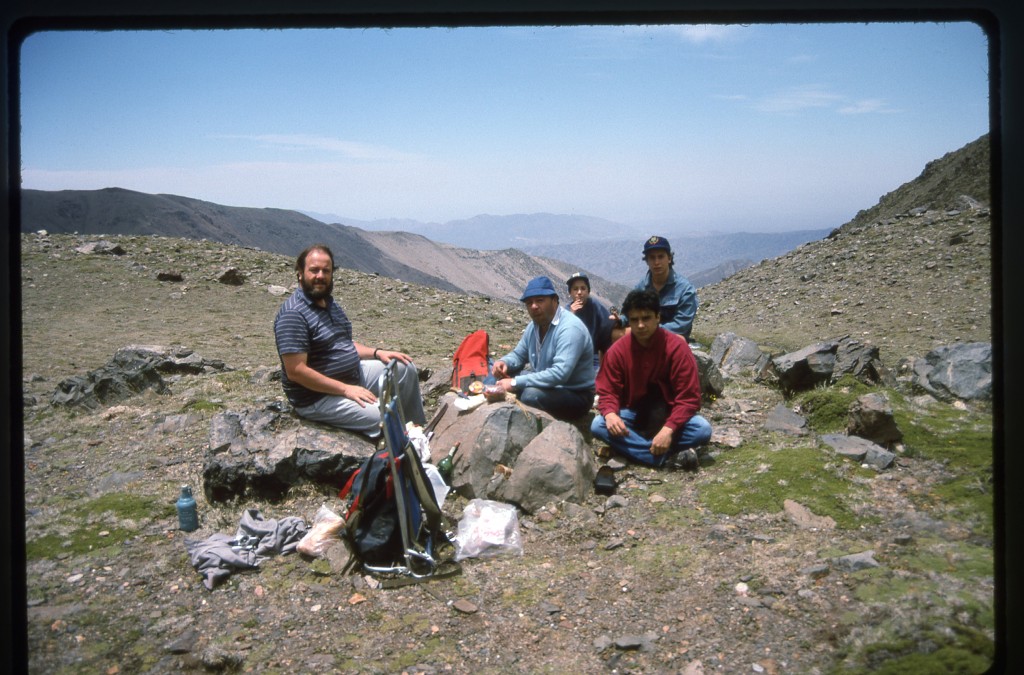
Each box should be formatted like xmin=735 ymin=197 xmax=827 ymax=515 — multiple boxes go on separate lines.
xmin=451 ymin=330 xmax=491 ymax=393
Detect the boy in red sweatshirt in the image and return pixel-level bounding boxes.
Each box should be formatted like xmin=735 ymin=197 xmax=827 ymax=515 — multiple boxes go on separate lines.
xmin=591 ymin=288 xmax=712 ymax=469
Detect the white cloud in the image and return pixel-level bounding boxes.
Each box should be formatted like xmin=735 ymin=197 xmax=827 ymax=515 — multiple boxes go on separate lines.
xmin=837 ymin=99 xmax=899 ymax=115
xmin=211 ymin=134 xmax=422 ymax=162
xmin=755 ymin=85 xmax=843 ymax=113
xmin=617 ymin=24 xmax=745 ymax=44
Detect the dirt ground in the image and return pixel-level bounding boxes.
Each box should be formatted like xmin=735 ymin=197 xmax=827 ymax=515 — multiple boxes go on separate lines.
xmin=19 ymin=233 xmax=995 ymax=674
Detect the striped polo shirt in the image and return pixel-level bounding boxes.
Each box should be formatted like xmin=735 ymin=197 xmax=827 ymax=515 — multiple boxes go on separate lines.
xmin=274 ymin=288 xmax=361 ymax=407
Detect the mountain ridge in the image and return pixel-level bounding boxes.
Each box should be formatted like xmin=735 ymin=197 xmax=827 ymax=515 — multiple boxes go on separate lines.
xmin=20 ymin=188 xmax=630 ymax=306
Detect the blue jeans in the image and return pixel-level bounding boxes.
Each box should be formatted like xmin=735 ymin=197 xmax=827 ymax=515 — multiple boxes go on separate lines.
xmin=517 ymin=386 xmax=594 ymax=422
xmin=591 ymin=408 xmax=712 ymax=467
xmin=295 ymin=360 xmax=426 ymax=438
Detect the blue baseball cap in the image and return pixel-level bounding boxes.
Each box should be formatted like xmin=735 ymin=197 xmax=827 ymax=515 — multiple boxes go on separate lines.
xmin=643 ymin=235 xmax=671 ymax=255
xmin=565 ymin=272 xmax=590 ymax=290
xmin=520 ymin=276 xmax=558 ymax=301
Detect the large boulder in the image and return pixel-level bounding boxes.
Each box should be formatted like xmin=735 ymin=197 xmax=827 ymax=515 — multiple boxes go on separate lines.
xmin=772 ymin=340 xmax=837 ymax=392
xmin=710 ymin=332 xmax=772 ymax=379
xmin=202 ymin=408 xmax=373 ymax=502
xmin=692 ymin=348 xmax=725 ymax=398
xmin=834 ymin=337 xmax=895 ymax=387
xmin=773 ymin=336 xmax=889 ymax=392
xmin=908 ymin=342 xmax=992 ymax=402
xmin=428 ymin=393 xmax=554 ymax=499
xmin=427 ymin=392 xmax=600 ymax=511
xmin=492 ymin=422 xmax=596 ymax=513
xmin=50 ymin=344 xmax=229 ymax=410
xmin=819 ymin=433 xmax=896 ymax=470
xmin=847 ymin=392 xmax=902 ymax=446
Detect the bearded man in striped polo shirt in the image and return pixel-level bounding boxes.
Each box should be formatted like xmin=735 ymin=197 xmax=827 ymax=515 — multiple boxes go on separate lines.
xmin=274 ymin=243 xmax=426 ymax=437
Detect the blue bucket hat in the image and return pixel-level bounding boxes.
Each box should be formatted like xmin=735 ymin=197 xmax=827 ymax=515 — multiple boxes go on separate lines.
xmin=643 ymin=235 xmax=671 ymax=255
xmin=520 ymin=276 xmax=558 ymax=301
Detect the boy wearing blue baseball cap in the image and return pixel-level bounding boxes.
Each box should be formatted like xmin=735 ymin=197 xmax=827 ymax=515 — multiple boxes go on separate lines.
xmin=620 ymin=236 xmax=699 ymax=340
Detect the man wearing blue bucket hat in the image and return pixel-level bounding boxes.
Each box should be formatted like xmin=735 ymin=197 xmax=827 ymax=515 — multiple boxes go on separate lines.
xmin=491 ymin=276 xmax=596 ymax=420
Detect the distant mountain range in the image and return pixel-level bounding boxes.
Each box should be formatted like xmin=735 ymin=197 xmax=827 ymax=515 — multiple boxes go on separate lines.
xmin=302 ymin=212 xmax=831 ymax=288
xmin=20 ymin=184 xmax=835 ymax=305
xmin=18 ymin=188 xmax=631 ymax=305
xmin=39 ymin=134 xmax=993 ymax=305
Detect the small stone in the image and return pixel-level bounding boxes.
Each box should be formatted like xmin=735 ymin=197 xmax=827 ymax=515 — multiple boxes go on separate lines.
xmin=800 ymin=564 xmax=830 ymax=579
xmin=613 ymin=634 xmax=645 ymax=650
xmin=452 ymin=599 xmax=478 ymax=614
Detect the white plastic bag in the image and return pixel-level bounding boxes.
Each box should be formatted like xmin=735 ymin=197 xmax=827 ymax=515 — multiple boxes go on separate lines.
xmin=452 ymin=394 xmax=486 ymax=412
xmin=453 ymin=498 xmax=523 ymax=561
xmin=296 ymin=504 xmax=345 ymax=558
xmin=422 ymin=463 xmax=450 ymax=506
xmin=406 ymin=422 xmax=431 ymax=464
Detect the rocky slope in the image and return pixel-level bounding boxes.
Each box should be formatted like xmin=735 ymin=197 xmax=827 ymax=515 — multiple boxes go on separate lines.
xmin=18 ymin=134 xmax=995 ymax=674
xmin=696 ymin=134 xmax=991 ymax=365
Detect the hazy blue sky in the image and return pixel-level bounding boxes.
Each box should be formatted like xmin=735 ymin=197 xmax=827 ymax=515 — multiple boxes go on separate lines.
xmin=19 ymin=22 xmax=989 ymax=233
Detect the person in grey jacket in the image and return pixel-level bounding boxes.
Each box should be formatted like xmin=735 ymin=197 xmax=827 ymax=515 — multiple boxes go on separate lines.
xmin=492 ymin=276 xmax=596 ymax=420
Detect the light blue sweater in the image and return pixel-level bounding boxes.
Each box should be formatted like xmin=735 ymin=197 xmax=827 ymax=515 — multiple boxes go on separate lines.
xmin=500 ymin=305 xmax=595 ymax=390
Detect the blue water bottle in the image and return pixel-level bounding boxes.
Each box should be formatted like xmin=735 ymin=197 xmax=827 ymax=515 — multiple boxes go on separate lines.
xmin=176 ymin=485 xmax=199 ymax=532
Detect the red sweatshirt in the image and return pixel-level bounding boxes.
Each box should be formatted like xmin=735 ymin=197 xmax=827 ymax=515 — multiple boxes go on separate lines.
xmin=596 ymin=327 xmax=702 ymax=432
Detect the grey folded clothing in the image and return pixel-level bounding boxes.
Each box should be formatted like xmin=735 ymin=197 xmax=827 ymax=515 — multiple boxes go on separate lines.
xmin=185 ymin=508 xmax=308 ymax=590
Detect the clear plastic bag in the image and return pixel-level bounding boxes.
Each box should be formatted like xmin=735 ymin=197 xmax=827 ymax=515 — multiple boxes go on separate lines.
xmin=296 ymin=504 xmax=345 ymax=558
xmin=453 ymin=498 xmax=523 ymax=561
xmin=422 ymin=462 xmax=450 ymax=506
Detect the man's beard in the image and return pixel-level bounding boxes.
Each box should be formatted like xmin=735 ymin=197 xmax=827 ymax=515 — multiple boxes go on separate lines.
xmin=301 ymin=277 xmax=333 ymax=300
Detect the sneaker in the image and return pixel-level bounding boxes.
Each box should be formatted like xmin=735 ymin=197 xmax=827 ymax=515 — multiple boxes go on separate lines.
xmin=665 ymin=448 xmax=699 ymax=472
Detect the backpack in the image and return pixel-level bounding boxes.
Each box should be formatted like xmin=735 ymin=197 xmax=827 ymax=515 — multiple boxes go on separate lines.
xmin=340 ymin=449 xmax=444 ymax=568
xmin=338 ymin=449 xmax=409 ymax=566
xmin=451 ymin=329 xmax=491 ymax=393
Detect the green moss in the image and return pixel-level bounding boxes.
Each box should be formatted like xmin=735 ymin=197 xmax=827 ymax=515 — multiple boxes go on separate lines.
xmin=384 ymin=636 xmax=454 ymax=673
xmin=850 ymin=571 xmax=924 ymax=604
xmin=614 ymin=540 xmax=703 ymax=582
xmin=794 ymin=375 xmax=874 ymax=432
xmin=896 ymin=408 xmax=992 ymax=469
xmin=895 ymin=406 xmax=993 ymax=538
xmin=26 ymin=492 xmax=171 ymax=560
xmin=699 ymin=440 xmax=865 ymax=528
xmin=887 ymin=540 xmax=993 ymax=581
xmin=183 ymin=399 xmax=224 ymax=412
xmin=837 ymin=627 xmax=994 ymax=675
xmin=86 ymin=491 xmax=174 ymax=520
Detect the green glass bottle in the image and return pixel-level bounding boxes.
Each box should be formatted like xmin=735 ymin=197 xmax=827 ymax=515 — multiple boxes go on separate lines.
xmin=437 ymin=442 xmax=460 ymax=484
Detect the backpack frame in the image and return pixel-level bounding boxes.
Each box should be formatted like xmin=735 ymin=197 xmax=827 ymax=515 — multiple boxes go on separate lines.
xmin=339 ymin=361 xmax=455 ymax=583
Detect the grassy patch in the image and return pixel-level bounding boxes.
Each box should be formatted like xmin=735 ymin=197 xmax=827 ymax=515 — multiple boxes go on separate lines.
xmin=896 ymin=405 xmax=992 ymax=467
xmin=183 ymin=398 xmax=224 ymax=412
xmin=25 ymin=492 xmax=173 ymax=560
xmin=849 ymin=570 xmax=926 ymax=604
xmin=886 ymin=538 xmax=994 ymax=581
xmin=793 ymin=375 xmax=874 ymax=432
xmin=699 ymin=439 xmax=865 ymax=528
xmin=895 ymin=406 xmax=993 ymax=537
xmin=835 ymin=624 xmax=994 ymax=675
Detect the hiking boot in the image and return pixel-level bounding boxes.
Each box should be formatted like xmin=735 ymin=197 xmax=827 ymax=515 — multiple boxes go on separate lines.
xmin=665 ymin=448 xmax=699 ymax=472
